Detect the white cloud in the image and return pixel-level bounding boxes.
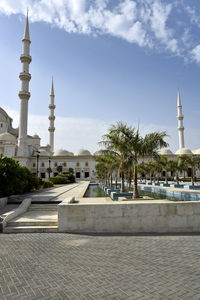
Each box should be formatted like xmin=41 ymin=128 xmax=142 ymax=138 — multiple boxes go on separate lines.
xmin=0 ymin=0 xmax=184 ymax=55
xmin=191 ymin=44 xmax=200 ymax=63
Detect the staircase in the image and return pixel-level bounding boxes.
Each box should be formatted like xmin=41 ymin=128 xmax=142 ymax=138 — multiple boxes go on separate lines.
xmin=4 ymin=204 xmax=58 ymax=233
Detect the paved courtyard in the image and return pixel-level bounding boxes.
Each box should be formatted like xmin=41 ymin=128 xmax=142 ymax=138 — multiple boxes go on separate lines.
xmin=1 ymin=234 xmax=200 ymax=299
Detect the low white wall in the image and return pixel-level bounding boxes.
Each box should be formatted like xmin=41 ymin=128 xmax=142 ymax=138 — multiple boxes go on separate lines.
xmin=58 ymin=201 xmax=200 ymax=233
xmin=0 ymin=197 xmax=8 ymax=209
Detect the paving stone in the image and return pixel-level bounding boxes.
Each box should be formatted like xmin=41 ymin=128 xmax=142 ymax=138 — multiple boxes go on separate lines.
xmin=0 ymin=233 xmax=200 ymax=299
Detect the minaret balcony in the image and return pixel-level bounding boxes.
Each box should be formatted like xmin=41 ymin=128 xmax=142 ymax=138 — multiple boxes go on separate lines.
xmin=176 ymin=115 xmax=183 ymax=120
xmin=20 ymin=55 xmax=32 ymax=63
xmin=49 ymin=116 xmax=55 ymax=121
xmin=49 ymin=104 xmax=56 ymax=109
xmin=22 ymin=38 xmax=31 ymax=44
xmin=19 ymin=72 xmax=31 ymax=81
xmin=177 ymin=126 xmax=184 ymax=131
xmin=48 ymin=127 xmax=55 ymax=132
xmin=18 ymin=91 xmax=31 ymax=100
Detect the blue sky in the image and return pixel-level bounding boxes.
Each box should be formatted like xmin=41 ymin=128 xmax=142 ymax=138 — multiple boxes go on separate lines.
xmin=0 ymin=0 xmax=200 ymax=153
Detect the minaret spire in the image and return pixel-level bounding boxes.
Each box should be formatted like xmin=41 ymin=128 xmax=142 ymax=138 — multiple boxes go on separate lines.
xmin=23 ymin=9 xmax=30 ymax=40
xmin=177 ymin=90 xmax=185 ymax=149
xmin=48 ymin=78 xmax=56 ymax=152
xmin=17 ymin=10 xmax=32 ymax=156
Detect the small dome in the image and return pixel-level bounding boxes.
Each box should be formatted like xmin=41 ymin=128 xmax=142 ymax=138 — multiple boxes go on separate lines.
xmin=192 ymin=148 xmax=200 ymax=155
xmin=39 ymin=149 xmax=51 ymax=157
xmin=0 ymin=132 xmax=16 ymax=142
xmin=75 ymin=149 xmax=91 ymax=156
xmin=33 ymin=134 xmax=40 ymax=139
xmin=175 ymin=148 xmax=193 ymax=155
xmin=159 ymin=148 xmax=173 ymax=155
xmin=53 ymin=149 xmax=74 ymax=156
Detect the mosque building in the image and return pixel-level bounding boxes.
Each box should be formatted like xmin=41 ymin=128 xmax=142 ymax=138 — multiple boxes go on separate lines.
xmin=0 ymin=13 xmax=199 ymax=180
xmin=0 ymin=13 xmax=96 ymax=180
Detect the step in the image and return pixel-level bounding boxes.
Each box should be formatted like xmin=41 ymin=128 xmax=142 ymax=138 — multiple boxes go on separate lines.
xmin=29 ymin=204 xmax=58 ymax=211
xmin=4 ymin=226 xmax=58 ymax=233
xmin=7 ymin=220 xmax=58 ymax=227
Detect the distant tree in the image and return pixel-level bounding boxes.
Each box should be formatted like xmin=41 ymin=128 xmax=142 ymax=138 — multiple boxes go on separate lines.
xmin=69 ymin=168 xmax=74 ymax=174
xmin=46 ymin=167 xmax=52 ymax=179
xmin=56 ymin=165 xmax=63 ymax=174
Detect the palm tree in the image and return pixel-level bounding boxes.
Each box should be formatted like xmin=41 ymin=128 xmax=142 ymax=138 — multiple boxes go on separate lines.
xmin=138 ymin=162 xmax=148 ymax=182
xmin=145 ymin=160 xmax=156 ymax=183
xmin=178 ymin=155 xmax=200 ymax=185
xmin=167 ymin=159 xmax=180 ymax=184
xmin=100 ymin=122 xmax=168 ymax=197
xmin=95 ymin=161 xmax=108 ymax=185
xmin=157 ymin=156 xmax=173 ymax=184
xmin=100 ymin=122 xmax=133 ymax=192
xmin=95 ymin=150 xmax=120 ymax=187
xmin=56 ymin=165 xmax=63 ymax=174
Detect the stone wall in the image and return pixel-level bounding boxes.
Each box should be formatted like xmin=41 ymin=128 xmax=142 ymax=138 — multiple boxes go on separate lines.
xmin=0 ymin=197 xmax=8 ymax=209
xmin=58 ymin=201 xmax=200 ymax=233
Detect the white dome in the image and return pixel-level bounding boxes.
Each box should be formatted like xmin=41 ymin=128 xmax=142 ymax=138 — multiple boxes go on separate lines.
xmin=0 ymin=132 xmax=16 ymax=142
xmin=192 ymin=148 xmax=200 ymax=155
xmin=159 ymin=148 xmax=173 ymax=155
xmin=53 ymin=149 xmax=74 ymax=156
xmin=175 ymin=148 xmax=193 ymax=155
xmin=75 ymin=149 xmax=91 ymax=156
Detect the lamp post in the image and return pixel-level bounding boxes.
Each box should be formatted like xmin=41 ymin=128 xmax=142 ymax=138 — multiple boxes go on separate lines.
xmin=36 ymin=150 xmax=40 ymax=177
xmin=48 ymin=157 xmax=51 ymax=179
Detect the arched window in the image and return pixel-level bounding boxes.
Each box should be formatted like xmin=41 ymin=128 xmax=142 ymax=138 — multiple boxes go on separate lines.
xmin=41 ymin=162 xmax=45 ymax=167
xmin=63 ymin=162 xmax=67 ymax=167
xmin=85 ymin=162 xmax=88 ymax=167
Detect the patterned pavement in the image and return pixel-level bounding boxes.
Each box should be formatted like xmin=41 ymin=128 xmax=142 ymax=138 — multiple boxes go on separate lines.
xmin=1 ymin=233 xmax=200 ymax=299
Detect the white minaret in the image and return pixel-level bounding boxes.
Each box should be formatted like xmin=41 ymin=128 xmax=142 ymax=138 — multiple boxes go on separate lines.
xmin=48 ymin=78 xmax=56 ymax=152
xmin=17 ymin=10 xmax=32 ymax=156
xmin=177 ymin=91 xmax=185 ymax=149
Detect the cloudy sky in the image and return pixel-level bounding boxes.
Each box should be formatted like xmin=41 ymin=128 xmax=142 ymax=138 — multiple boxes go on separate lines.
xmin=1 ymin=0 xmax=200 ymax=153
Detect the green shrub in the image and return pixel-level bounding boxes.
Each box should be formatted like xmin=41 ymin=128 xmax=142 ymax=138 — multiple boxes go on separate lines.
xmin=50 ymin=176 xmax=70 ymax=184
xmin=42 ymin=180 xmax=54 ymax=188
xmin=49 ymin=172 xmax=75 ymax=184
xmin=0 ymin=156 xmax=42 ymax=197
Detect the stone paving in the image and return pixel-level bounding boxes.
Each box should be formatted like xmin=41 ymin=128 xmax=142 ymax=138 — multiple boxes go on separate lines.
xmin=1 ymin=233 xmax=200 ymax=299
xmin=8 ymin=181 xmax=90 ymax=203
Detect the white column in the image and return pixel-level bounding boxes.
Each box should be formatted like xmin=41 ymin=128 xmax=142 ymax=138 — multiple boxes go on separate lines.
xmin=17 ymin=12 xmax=32 ymax=156
xmin=48 ymin=79 xmax=56 ymax=152
xmin=177 ymin=91 xmax=185 ymax=149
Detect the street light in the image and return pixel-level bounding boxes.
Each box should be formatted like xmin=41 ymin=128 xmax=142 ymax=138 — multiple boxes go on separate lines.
xmin=48 ymin=156 xmax=51 ymax=179
xmin=36 ymin=150 xmax=40 ymax=177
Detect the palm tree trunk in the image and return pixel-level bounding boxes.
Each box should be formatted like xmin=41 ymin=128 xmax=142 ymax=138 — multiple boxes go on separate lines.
xmin=165 ymin=171 xmax=168 ymax=184
xmin=128 ymin=169 xmax=132 ymax=189
xmin=110 ymin=173 xmax=113 ymax=187
xmin=133 ymin=165 xmax=139 ymax=198
xmin=115 ymin=174 xmax=118 ymax=189
xmin=150 ymin=171 xmax=152 ymax=183
xmin=191 ymin=167 xmax=194 ymax=186
xmin=121 ymin=171 xmax=125 ymax=192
